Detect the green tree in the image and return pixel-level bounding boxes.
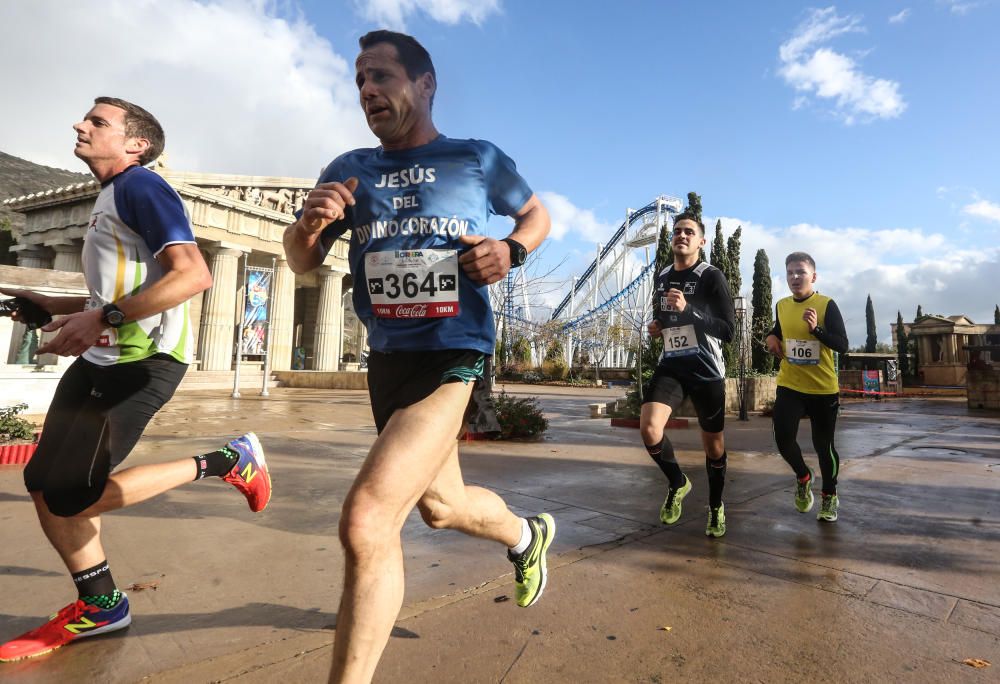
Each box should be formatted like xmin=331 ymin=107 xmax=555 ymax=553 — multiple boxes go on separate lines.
xmin=725 ymin=225 xmax=742 ymax=297
xmin=686 ymin=191 xmax=703 ymax=223
xmin=916 ymin=304 xmax=923 ymax=319
xmin=750 ymin=249 xmax=774 ymax=374
xmin=865 ymin=294 xmax=877 ymax=353
xmin=896 ymin=310 xmax=909 ymax=380
xmin=710 ymin=219 xmax=728 ymax=274
xmin=994 ymin=304 xmax=999 ymax=324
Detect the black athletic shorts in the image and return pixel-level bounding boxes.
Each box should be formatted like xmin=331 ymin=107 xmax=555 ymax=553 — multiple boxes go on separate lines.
xmin=24 ymin=354 xmax=187 ymax=517
xmin=642 ymin=368 xmax=726 ymax=433
xmin=367 ymin=349 xmax=488 ymax=434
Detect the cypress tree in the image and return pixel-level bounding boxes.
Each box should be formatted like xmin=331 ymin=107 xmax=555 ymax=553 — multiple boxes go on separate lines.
xmin=865 ymin=294 xmax=877 ymax=353
xmin=751 ymin=249 xmax=774 ymax=373
xmin=994 ymin=304 xmax=999 ymax=324
xmin=896 ymin=310 xmax=909 ymax=379
xmin=710 ymin=220 xmax=728 ymax=274
xmin=686 ymin=192 xmax=703 ymax=223
xmin=726 ymin=225 xmax=742 ymax=296
xmin=916 ymin=304 xmax=923 ymax=320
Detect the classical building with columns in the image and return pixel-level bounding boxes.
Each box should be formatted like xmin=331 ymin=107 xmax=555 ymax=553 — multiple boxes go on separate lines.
xmin=1 ymin=162 xmax=364 ymax=376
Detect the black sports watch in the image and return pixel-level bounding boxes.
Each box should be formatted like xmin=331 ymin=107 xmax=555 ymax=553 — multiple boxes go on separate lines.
xmin=102 ymin=303 xmax=126 ymax=329
xmin=813 ymin=325 xmax=825 ymax=337
xmin=502 ymin=238 xmax=528 ymax=268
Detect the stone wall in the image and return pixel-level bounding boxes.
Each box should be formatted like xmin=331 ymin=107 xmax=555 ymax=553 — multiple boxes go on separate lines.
xmin=968 ymin=368 xmax=1000 ymax=410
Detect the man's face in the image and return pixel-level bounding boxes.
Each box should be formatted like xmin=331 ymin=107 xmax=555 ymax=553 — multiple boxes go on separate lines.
xmin=355 ymin=42 xmax=432 ymax=146
xmin=671 ymin=218 xmax=705 ymax=258
xmin=786 ymin=260 xmax=817 ymax=297
xmin=72 ymin=103 xmax=136 ymax=164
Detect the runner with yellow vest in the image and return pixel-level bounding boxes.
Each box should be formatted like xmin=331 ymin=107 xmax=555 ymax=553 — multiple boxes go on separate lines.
xmin=765 ymin=252 xmax=849 ymax=522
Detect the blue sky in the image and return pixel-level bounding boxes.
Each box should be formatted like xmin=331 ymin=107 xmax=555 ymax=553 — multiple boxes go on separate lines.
xmin=1 ymin=0 xmax=998 ymax=343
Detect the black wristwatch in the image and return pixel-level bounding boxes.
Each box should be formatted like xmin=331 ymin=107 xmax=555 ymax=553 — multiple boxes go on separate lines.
xmin=813 ymin=325 xmax=825 ymax=337
xmin=502 ymin=238 xmax=528 ymax=268
xmin=102 ymin=303 xmax=126 ymax=328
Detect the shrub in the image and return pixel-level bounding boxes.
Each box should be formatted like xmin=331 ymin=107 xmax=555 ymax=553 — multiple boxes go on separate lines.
xmin=521 ymin=370 xmax=543 ymax=384
xmin=0 ymin=403 xmax=35 ymax=443
xmin=492 ymin=391 xmax=548 ymax=440
xmin=540 ymin=359 xmax=568 ymax=380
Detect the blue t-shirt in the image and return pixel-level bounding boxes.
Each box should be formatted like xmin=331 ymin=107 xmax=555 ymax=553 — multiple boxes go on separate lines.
xmin=317 ymin=136 xmax=533 ymax=354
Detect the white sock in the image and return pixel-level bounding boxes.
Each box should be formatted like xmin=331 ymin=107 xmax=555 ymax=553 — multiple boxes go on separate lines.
xmin=509 ymin=518 xmax=532 ymax=555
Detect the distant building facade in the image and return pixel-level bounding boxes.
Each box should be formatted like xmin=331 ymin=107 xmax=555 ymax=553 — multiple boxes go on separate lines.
xmin=1 ymin=161 xmax=363 ymax=374
xmin=892 ymin=314 xmax=992 ymax=387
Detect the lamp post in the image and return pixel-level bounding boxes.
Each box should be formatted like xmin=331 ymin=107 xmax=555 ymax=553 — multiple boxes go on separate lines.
xmin=734 ymin=295 xmax=748 ymax=421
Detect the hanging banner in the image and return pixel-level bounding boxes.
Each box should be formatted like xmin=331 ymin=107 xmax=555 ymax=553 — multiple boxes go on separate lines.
xmin=241 ymin=267 xmax=272 ymax=355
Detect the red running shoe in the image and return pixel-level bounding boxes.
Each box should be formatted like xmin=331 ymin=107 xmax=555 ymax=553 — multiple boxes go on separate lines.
xmin=221 ymin=432 xmax=272 ymax=512
xmin=0 ymin=595 xmax=131 ymax=662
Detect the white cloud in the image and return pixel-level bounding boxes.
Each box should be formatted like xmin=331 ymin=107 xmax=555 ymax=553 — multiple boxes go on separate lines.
xmin=778 ymin=7 xmax=906 ymax=123
xmin=354 ymin=0 xmax=500 ymax=29
xmin=0 ymin=0 xmax=381 ymax=178
xmin=963 ymin=199 xmax=1000 ymax=223
xmin=940 ymin=0 xmax=984 ymax=15
xmin=537 ymin=191 xmax=615 ymax=243
xmin=888 ymin=8 xmax=911 ymax=23
xmin=709 ymin=215 xmax=999 ymax=344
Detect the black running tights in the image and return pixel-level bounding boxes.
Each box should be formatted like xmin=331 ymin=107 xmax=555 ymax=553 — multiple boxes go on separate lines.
xmin=772 ymin=386 xmax=841 ymax=495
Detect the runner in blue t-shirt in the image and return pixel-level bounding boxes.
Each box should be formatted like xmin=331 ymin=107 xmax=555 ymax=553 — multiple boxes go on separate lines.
xmin=282 ymin=30 xmax=553 ymax=683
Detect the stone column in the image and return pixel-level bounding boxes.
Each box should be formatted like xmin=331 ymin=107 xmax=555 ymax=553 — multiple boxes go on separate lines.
xmin=50 ymin=242 xmax=84 ymax=273
xmin=11 ymin=245 xmax=51 ymax=269
xmin=269 ymin=257 xmax=296 ymax=371
xmin=199 ymin=245 xmax=245 ymax=371
xmin=314 ymin=267 xmax=344 ymax=371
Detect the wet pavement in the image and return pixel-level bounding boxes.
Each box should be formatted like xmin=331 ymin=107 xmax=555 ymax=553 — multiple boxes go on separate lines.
xmin=1 ymin=386 xmax=998 ymax=683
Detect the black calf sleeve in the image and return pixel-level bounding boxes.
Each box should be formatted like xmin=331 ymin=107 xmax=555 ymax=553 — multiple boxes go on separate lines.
xmin=707 ymin=451 xmax=727 ymax=508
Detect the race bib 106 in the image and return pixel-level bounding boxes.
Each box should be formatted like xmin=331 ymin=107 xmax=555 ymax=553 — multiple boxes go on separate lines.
xmin=661 ymin=324 xmax=698 ymax=357
xmin=786 ymin=338 xmax=820 ymax=365
xmin=366 ymin=249 xmax=459 ymax=319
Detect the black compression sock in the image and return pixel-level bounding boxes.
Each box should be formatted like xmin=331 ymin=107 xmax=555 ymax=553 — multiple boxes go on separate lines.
xmin=707 ymin=452 xmax=728 ymax=509
xmin=645 ymin=437 xmax=685 ymax=489
xmin=194 ymin=445 xmax=240 ymax=480
xmin=72 ymin=560 xmax=116 ymax=599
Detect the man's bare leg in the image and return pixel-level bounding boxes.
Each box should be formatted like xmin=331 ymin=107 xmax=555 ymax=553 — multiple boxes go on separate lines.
xmin=416 ymin=442 xmax=522 ymax=545
xmin=701 ymin=430 xmax=725 ymax=461
xmin=329 ymin=381 xmax=477 ymax=684
xmin=639 ymin=401 xmax=672 ymax=447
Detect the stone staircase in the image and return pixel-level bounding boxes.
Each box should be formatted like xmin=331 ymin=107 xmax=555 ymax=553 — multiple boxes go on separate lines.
xmin=177 ymin=368 xmax=282 ymax=391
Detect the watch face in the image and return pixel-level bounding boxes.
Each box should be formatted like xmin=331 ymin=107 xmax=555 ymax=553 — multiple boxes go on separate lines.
xmin=105 ymin=307 xmax=126 ymax=327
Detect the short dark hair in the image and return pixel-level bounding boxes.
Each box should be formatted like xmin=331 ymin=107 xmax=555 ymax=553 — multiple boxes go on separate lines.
xmin=785 ymin=251 xmax=816 ymax=269
xmin=94 ymin=96 xmax=164 ymax=166
xmin=672 ymin=212 xmax=705 ymax=235
xmin=358 ymin=30 xmax=436 ymax=84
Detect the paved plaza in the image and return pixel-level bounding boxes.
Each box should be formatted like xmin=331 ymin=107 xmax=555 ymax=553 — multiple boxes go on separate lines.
xmin=1 ymin=385 xmax=998 ymax=683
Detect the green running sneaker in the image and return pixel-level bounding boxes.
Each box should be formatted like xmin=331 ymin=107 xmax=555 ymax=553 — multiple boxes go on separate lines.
xmin=817 ymin=494 xmax=839 ymax=522
xmin=795 ymin=469 xmax=814 ymax=513
xmin=660 ymin=475 xmax=692 ymax=525
xmin=705 ymin=503 xmax=726 ymax=538
xmin=508 ymin=513 xmax=556 ymax=608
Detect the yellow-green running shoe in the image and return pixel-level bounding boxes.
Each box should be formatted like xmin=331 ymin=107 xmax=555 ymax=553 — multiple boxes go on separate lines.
xmin=508 ymin=513 xmax=556 ymax=607
xmin=705 ymin=503 xmax=726 ymax=538
xmin=817 ymin=494 xmax=839 ymax=522
xmin=795 ymin=469 xmax=814 ymax=513
xmin=660 ymin=475 xmax=692 ymax=525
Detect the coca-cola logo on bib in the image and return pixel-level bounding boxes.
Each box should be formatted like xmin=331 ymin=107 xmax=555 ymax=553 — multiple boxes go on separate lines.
xmin=395 ymin=304 xmax=429 ymax=318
